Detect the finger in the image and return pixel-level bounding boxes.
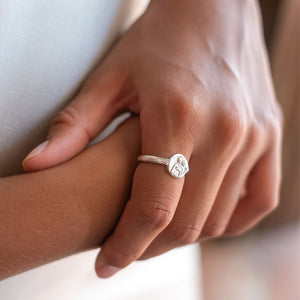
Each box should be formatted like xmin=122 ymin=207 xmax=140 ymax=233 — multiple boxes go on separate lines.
xmin=22 ymin=69 xmax=127 ymax=172
xmin=95 ymin=111 xmax=192 ymax=278
xmin=139 ymin=149 xmax=233 ymax=259
xmin=137 ymin=109 xmax=249 ymax=259
xmin=201 ymin=129 xmax=264 ymax=239
xmin=224 ymin=144 xmax=281 ymax=236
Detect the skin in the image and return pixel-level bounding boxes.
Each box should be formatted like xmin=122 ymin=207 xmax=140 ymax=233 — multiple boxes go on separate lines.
xmin=0 ymin=118 xmax=140 ymax=280
xmin=22 ymin=0 xmax=283 ymax=278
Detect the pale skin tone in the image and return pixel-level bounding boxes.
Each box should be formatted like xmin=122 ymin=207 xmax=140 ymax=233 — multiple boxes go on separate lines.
xmin=14 ymin=0 xmax=284 ymax=279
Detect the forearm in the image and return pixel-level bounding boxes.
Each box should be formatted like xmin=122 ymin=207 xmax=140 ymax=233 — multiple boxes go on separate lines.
xmin=0 ymin=117 xmax=140 ymax=280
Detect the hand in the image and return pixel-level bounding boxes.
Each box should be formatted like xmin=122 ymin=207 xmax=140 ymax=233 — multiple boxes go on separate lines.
xmin=22 ymin=0 xmax=283 ymax=278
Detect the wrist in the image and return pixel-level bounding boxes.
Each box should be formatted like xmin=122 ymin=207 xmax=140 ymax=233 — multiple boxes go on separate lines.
xmin=147 ymin=0 xmax=260 ymax=42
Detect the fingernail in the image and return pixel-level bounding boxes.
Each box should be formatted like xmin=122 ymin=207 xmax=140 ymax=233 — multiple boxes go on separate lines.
xmin=23 ymin=141 xmax=49 ymax=162
xmin=96 ymin=264 xmax=120 ymax=278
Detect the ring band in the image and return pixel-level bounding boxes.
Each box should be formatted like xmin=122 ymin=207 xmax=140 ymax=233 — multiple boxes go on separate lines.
xmin=138 ymin=153 xmax=189 ymax=178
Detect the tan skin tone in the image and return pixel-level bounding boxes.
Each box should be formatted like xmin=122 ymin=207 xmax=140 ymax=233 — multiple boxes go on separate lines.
xmin=22 ymin=0 xmax=283 ymax=278
xmin=0 ymin=117 xmax=140 ymax=280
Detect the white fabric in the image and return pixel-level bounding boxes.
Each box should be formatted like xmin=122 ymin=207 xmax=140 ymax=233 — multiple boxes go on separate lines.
xmin=0 ymin=1 xmax=202 ymax=299
xmin=0 ymin=246 xmax=202 ymax=300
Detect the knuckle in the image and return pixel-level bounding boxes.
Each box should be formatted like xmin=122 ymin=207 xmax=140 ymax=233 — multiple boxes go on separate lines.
xmin=138 ymin=200 xmax=174 ymax=229
xmin=51 ymin=104 xmax=81 ymax=128
xmin=160 ymin=92 xmax=201 ymax=131
xmin=173 ymin=96 xmax=199 ymax=123
xmin=217 ymin=107 xmax=246 ymax=147
xmin=168 ymin=225 xmax=200 ymax=245
xmin=268 ymin=117 xmax=282 ymax=142
xmin=257 ymin=108 xmax=283 ymax=145
xmin=202 ymin=221 xmax=226 ymax=238
xmin=247 ymin=121 xmax=265 ymax=150
xmin=51 ymin=104 xmax=92 ymax=140
xmin=256 ymin=194 xmax=279 ymax=214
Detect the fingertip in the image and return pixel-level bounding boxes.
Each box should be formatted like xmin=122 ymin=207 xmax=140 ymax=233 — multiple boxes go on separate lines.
xmin=23 ymin=140 xmax=49 ymax=162
xmin=95 ymin=254 xmax=121 ymax=278
xmin=22 ymin=140 xmax=50 ymax=172
xmin=96 ymin=264 xmax=121 ymax=279
xmin=22 ymin=131 xmax=88 ymax=171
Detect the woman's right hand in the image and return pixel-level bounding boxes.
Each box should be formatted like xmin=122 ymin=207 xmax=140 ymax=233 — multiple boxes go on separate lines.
xmin=22 ymin=0 xmax=283 ymax=278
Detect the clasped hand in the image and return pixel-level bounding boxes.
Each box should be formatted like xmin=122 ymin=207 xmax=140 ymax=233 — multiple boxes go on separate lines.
xmin=22 ymin=0 xmax=283 ymax=278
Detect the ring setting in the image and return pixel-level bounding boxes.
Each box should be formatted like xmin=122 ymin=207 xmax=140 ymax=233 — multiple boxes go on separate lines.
xmin=138 ymin=153 xmax=189 ymax=178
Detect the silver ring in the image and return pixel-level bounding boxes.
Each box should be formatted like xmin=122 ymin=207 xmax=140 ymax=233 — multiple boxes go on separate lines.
xmin=138 ymin=153 xmax=189 ymax=178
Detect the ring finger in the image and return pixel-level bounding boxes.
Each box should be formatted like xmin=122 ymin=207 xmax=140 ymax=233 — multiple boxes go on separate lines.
xmin=140 ymin=149 xmax=233 ymax=259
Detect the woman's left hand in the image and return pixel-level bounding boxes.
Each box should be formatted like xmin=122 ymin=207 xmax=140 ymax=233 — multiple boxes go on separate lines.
xmin=23 ymin=0 xmax=283 ymax=278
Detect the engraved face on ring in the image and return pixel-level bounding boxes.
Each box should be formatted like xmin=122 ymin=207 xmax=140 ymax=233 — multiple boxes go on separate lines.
xmin=168 ymin=154 xmax=189 ymax=178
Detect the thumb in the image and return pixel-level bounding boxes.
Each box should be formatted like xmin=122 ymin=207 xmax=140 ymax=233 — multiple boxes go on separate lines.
xmin=23 ymin=72 xmax=124 ymax=172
